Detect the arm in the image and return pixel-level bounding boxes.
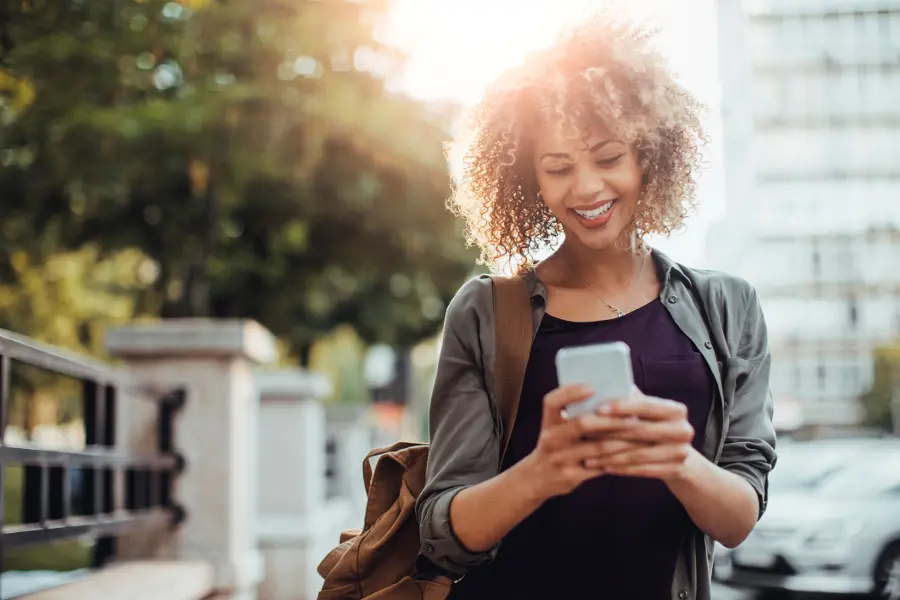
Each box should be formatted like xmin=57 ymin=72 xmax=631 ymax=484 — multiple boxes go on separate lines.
xmin=447 ymin=459 xmax=546 ymax=552
xmin=714 ymin=285 xmax=777 ymax=523
xmin=449 ymin=385 xmax=624 ymax=552
xmin=593 ymin=399 xmax=760 ymax=548
xmin=593 ymin=284 xmax=777 ymax=547
xmin=416 ymin=278 xmax=503 ymax=574
xmin=668 ymin=287 xmax=776 ymax=546
xmin=666 ymin=448 xmax=759 ymax=548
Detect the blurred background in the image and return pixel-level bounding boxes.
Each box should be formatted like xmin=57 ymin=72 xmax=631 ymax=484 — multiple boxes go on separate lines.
xmin=0 ymin=0 xmax=899 ymax=599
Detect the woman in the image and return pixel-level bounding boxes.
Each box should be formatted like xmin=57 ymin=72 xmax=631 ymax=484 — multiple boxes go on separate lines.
xmin=416 ymin=12 xmax=776 ymax=600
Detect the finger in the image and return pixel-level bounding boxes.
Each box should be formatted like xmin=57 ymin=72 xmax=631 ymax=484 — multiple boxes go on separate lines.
xmin=601 ymin=463 xmax=682 ymax=479
xmin=547 ymin=414 xmax=640 ymax=449
xmin=577 ymin=413 xmax=642 ymax=436
xmin=542 ymin=420 xmax=644 ymax=460
xmin=590 ymin=439 xmax=649 ymax=459
xmin=553 ymin=439 xmax=646 ymax=466
xmin=541 ymin=413 xmax=623 ymax=449
xmin=602 ymin=396 xmax=687 ymax=422
xmin=599 ymin=420 xmax=694 ymax=445
xmin=539 ymin=412 xmax=602 ymax=450
xmin=586 ymin=444 xmax=691 ymax=469
xmin=542 ymin=384 xmax=593 ymax=427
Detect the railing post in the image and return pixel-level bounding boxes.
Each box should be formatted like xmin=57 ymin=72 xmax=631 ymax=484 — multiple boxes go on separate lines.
xmin=0 ymin=353 xmax=8 ymax=577
xmin=254 ymin=369 xmax=335 ymax=600
xmin=107 ymin=319 xmax=277 ymax=600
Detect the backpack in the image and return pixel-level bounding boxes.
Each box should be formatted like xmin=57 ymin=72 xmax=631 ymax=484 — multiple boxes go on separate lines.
xmin=316 ymin=275 xmax=534 ymax=600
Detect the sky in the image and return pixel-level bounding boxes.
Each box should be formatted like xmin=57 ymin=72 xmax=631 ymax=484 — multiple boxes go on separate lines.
xmin=381 ymin=0 xmax=726 ymax=268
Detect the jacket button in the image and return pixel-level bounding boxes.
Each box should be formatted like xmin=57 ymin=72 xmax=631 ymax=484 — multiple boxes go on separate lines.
xmin=704 ymin=341 xmax=713 ymax=349
xmin=423 ymin=543 xmax=434 ymax=554
xmin=678 ymin=591 xmax=688 ymax=600
xmin=667 ymin=295 xmax=678 ymax=304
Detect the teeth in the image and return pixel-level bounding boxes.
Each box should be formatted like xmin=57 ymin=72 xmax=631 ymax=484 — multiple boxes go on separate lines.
xmin=574 ymin=201 xmax=614 ymax=219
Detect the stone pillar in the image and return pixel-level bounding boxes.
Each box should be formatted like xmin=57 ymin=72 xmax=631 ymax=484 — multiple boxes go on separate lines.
xmin=324 ymin=404 xmax=374 ymax=528
xmin=892 ymin=372 xmax=900 ymax=436
xmin=254 ymin=369 xmax=350 ymax=600
xmin=107 ymin=319 xmax=277 ymax=600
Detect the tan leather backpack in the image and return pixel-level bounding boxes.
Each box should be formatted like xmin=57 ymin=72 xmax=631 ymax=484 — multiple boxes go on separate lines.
xmin=316 ymin=275 xmax=534 ymax=600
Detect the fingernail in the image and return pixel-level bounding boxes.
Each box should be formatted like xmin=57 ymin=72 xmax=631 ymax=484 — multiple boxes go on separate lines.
xmin=597 ymin=403 xmax=612 ymax=414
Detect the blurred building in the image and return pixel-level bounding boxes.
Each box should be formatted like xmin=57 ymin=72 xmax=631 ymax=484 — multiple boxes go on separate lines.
xmin=711 ymin=0 xmax=900 ymax=428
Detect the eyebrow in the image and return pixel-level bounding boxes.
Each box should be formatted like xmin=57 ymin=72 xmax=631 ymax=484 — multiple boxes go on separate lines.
xmin=539 ymin=139 xmax=622 ymax=161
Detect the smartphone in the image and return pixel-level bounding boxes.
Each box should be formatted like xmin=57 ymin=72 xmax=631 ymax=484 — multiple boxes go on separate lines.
xmin=555 ymin=341 xmax=634 ymax=420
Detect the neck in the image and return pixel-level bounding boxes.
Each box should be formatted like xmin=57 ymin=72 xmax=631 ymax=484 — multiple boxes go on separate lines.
xmin=556 ymin=238 xmax=647 ymax=290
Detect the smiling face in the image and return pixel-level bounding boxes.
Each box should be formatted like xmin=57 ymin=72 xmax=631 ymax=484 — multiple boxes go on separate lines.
xmin=533 ymin=122 xmax=643 ymax=251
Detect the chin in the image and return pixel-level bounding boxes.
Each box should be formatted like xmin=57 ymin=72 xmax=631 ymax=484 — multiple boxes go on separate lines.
xmin=562 ymin=222 xmax=630 ymax=252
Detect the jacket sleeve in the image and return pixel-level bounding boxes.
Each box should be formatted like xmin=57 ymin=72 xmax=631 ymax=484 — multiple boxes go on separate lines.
xmin=415 ymin=277 xmax=501 ymax=575
xmin=718 ymin=284 xmax=778 ymax=520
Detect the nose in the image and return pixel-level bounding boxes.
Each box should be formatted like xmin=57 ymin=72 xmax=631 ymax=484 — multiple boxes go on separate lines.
xmin=572 ymin=167 xmax=607 ymax=201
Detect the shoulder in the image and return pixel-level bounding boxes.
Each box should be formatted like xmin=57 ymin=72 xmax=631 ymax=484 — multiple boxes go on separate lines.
xmin=674 ymin=263 xmax=770 ymax=352
xmin=677 ymin=264 xmax=761 ymax=317
xmin=679 ymin=265 xmax=757 ymax=304
xmin=443 ymin=275 xmax=494 ymax=329
xmin=653 ymin=249 xmax=760 ymax=314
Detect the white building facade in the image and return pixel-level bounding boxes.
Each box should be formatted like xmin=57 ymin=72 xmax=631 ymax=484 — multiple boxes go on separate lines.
xmin=712 ymin=0 xmax=900 ymax=427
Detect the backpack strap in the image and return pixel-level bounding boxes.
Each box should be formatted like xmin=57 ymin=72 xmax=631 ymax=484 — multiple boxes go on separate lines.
xmin=489 ymin=275 xmax=534 ymax=466
xmin=362 ymin=441 xmax=425 ymax=492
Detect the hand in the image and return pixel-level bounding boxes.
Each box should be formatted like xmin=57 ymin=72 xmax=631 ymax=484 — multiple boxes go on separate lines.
xmin=583 ymin=389 xmax=695 ymax=483
xmin=519 ymin=384 xmax=642 ymax=500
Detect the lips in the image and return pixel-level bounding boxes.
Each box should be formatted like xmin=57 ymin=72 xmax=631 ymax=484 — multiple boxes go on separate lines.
xmin=572 ymin=198 xmax=617 ymax=211
xmin=570 ymin=199 xmax=617 ymax=228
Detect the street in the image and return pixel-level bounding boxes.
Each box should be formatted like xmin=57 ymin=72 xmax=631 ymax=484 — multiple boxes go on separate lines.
xmin=712 ymin=584 xmax=870 ymax=600
xmin=713 ymin=584 xmax=749 ymax=599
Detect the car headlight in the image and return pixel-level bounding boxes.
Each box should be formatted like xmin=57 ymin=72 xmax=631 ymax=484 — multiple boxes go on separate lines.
xmin=804 ymin=519 xmax=862 ymax=547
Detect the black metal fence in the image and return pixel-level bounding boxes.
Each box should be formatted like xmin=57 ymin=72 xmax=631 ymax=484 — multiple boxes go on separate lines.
xmin=0 ymin=329 xmax=186 ymax=571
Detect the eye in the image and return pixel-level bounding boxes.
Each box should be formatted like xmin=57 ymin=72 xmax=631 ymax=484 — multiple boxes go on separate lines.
xmin=596 ymin=154 xmax=625 ymax=167
xmin=545 ymin=166 xmax=572 ymax=176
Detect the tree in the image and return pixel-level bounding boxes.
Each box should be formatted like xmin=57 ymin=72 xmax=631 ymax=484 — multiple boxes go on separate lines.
xmin=0 ymin=0 xmax=476 ymax=361
xmin=860 ymin=343 xmax=900 ymax=433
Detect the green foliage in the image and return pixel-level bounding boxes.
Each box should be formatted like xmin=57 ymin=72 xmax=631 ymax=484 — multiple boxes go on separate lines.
xmin=309 ymin=325 xmax=368 ymax=404
xmin=0 ymin=0 xmax=475 ymax=360
xmin=0 ymin=246 xmax=151 ymax=354
xmin=2 ymin=465 xmax=93 ymax=572
xmin=0 ymin=246 xmax=152 ymax=430
xmin=860 ymin=343 xmax=900 ymax=432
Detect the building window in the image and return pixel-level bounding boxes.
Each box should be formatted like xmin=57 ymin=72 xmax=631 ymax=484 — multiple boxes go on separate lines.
xmin=818 ymin=362 xmax=826 ymax=391
xmin=844 ymin=365 xmax=858 ymax=394
xmin=849 ymin=297 xmax=859 ymax=329
xmin=812 ymin=247 xmax=821 ymax=278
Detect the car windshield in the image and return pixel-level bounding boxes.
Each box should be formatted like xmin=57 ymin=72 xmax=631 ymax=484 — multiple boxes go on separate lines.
xmin=767 ymin=445 xmax=849 ymax=493
xmin=817 ymin=452 xmax=900 ymax=500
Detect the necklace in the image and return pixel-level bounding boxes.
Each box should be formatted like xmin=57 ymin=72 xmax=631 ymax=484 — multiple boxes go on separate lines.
xmin=559 ymin=252 xmax=646 ymax=318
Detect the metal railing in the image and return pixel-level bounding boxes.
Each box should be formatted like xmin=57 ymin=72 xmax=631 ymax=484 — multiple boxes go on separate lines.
xmin=0 ymin=328 xmax=186 ymax=569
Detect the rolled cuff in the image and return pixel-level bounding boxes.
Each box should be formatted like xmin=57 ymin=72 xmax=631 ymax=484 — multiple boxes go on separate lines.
xmin=720 ymin=460 xmax=769 ymax=520
xmin=418 ymin=486 xmax=499 ymax=575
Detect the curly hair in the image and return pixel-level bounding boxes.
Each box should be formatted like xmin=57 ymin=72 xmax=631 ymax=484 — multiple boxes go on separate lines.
xmin=447 ymin=10 xmax=708 ymax=272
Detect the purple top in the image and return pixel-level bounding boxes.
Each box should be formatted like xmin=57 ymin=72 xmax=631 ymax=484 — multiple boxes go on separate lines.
xmin=452 ymin=299 xmax=713 ymax=600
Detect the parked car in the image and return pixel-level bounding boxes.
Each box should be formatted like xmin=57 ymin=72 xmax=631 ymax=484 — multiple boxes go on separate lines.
xmin=713 ymin=437 xmax=881 ymax=581
xmin=714 ymin=438 xmax=900 ymax=598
